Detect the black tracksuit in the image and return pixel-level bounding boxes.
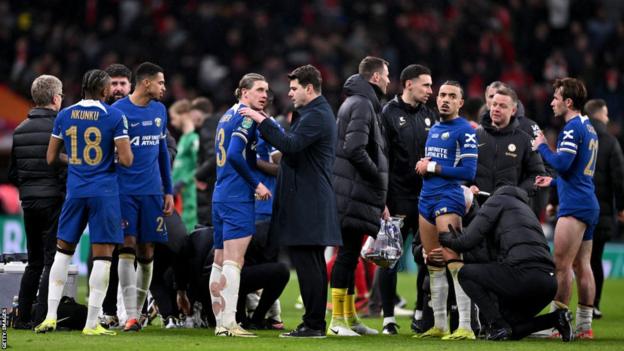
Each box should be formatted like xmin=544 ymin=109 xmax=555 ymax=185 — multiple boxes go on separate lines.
xmin=380 ymin=95 xmax=437 ymax=317
xmin=440 ymin=186 xmax=560 ymax=339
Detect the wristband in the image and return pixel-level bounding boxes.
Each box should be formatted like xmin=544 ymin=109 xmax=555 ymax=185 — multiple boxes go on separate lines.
xmin=427 ymin=161 xmax=437 ymax=174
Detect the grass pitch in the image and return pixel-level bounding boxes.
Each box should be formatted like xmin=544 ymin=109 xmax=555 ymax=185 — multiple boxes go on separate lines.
xmin=6 ymin=273 xmax=624 ymax=350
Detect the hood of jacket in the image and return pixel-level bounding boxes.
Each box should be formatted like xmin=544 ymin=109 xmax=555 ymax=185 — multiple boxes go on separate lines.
xmin=492 ymin=185 xmax=529 ymax=204
xmin=343 ymin=74 xmax=382 ymax=112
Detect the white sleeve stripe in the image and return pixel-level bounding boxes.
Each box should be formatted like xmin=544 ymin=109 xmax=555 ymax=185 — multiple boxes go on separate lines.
xmin=114 ymin=135 xmax=130 ymax=140
xmin=51 ymin=134 xmax=63 ymax=139
xmin=560 ymin=141 xmax=578 ymax=148
xmin=459 ymin=153 xmax=478 ymax=159
xmin=232 ymin=132 xmax=248 ymax=144
xmin=269 ymin=149 xmax=281 ymax=156
xmin=558 ymin=148 xmax=577 ymax=154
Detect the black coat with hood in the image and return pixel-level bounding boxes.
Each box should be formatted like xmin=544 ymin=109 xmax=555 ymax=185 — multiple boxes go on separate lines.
xmin=440 ymin=186 xmax=554 ymax=270
xmin=333 ymin=74 xmax=389 ymax=236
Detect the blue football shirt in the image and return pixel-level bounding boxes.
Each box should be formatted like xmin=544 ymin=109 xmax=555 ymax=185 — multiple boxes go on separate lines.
xmin=212 ymin=103 xmax=259 ymax=202
xmin=254 ymin=117 xmax=282 ymax=215
xmin=539 ymin=115 xmax=599 ymax=212
xmin=113 ymin=96 xmax=170 ymax=195
xmin=52 ymin=99 xmax=128 ymax=198
xmin=421 ymin=117 xmax=478 ymax=195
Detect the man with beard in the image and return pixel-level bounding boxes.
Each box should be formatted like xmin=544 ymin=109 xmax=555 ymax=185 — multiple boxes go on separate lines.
xmin=380 ymin=64 xmax=436 ymax=334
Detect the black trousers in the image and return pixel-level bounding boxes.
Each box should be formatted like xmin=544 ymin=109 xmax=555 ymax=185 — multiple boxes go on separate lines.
xmin=289 ymin=245 xmax=327 ymax=331
xmin=459 ymin=262 xmax=558 ymax=339
xmin=591 ymin=226 xmax=609 ymax=309
xmin=379 ymin=199 xmax=419 ymax=317
xmin=18 ymin=199 xmax=62 ymax=323
xmin=149 ymin=211 xmax=190 ymax=318
xmin=331 ymin=230 xmax=363 ymax=293
xmin=236 ymin=262 xmax=290 ymax=323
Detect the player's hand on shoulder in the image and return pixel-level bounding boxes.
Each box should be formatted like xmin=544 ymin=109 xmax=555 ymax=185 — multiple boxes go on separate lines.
xmin=240 ymin=107 xmax=266 ymax=124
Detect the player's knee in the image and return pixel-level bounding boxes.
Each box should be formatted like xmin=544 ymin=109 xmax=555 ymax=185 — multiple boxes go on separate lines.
xmin=56 ymin=246 xmax=75 ymax=256
xmin=137 ymin=256 xmax=154 ymax=265
xmin=118 ymin=246 xmax=136 ymax=259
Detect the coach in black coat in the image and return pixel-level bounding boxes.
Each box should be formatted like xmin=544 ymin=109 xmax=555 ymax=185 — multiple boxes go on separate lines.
xmin=438 ymin=186 xmax=572 ymax=341
xmin=242 ymin=65 xmax=340 ymax=337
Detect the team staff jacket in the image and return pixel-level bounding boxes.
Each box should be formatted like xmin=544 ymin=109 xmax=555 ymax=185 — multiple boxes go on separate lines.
xmin=382 ymin=95 xmax=437 ymax=201
xmin=474 ymin=115 xmax=545 ymax=196
xmin=440 ymin=186 xmax=555 ymax=270
xmin=334 ymin=74 xmax=389 ymax=236
xmin=8 ymin=108 xmax=66 ymax=202
xmin=591 ymin=119 xmax=624 ymax=221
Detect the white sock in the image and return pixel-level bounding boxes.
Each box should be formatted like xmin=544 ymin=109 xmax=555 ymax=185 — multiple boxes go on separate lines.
xmin=118 ymin=254 xmax=137 ymax=320
xmin=414 ymin=309 xmax=423 ymax=320
xmin=448 ymin=265 xmax=471 ymax=330
xmin=86 ymin=259 xmax=111 ymax=329
xmin=209 ymin=264 xmax=223 ymax=328
xmin=428 ymin=266 xmax=448 ymax=331
xmin=221 ymin=260 xmax=241 ymax=328
xmin=576 ymin=305 xmax=593 ymax=332
xmin=266 ymin=299 xmax=281 ymax=320
xmin=45 ymin=251 xmax=72 ymax=320
xmin=383 ymin=316 xmax=396 ymax=326
xmin=136 ymin=260 xmax=153 ymax=317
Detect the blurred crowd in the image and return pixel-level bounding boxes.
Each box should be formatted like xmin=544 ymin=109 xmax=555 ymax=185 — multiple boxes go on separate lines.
xmin=2 ymin=0 xmax=624 ymax=133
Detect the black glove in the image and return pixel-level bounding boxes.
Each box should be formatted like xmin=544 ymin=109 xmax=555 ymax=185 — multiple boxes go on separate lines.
xmin=438 ymin=231 xmax=453 ymax=247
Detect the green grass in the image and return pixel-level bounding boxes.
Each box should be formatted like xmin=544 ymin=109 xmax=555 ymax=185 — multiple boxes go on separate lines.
xmin=6 ymin=273 xmax=624 ymax=350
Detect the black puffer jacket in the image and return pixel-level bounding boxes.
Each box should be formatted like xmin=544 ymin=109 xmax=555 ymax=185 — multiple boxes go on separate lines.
xmin=474 ymin=114 xmax=545 ymax=197
xmin=440 ymin=186 xmax=554 ymax=270
xmin=334 ymin=74 xmax=389 ymax=236
xmin=8 ymin=108 xmax=66 ymax=201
